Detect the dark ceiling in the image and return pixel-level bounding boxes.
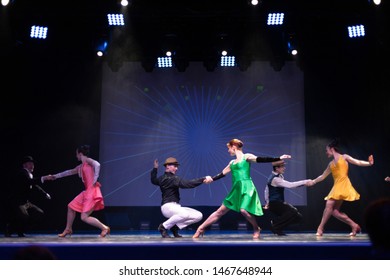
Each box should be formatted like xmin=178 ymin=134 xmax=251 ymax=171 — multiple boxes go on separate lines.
xmin=1 ymin=0 xmax=389 ymax=71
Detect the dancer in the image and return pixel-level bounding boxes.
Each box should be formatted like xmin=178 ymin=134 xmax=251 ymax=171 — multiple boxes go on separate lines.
xmin=192 ymin=138 xmax=291 ymax=239
xmin=151 ymin=157 xmax=212 ymax=238
xmin=312 ymin=139 xmax=374 ymax=236
xmin=50 ymin=145 xmax=110 ymax=237
xmin=5 ymin=156 xmax=52 ymax=237
xmin=264 ymin=160 xmax=313 ymax=236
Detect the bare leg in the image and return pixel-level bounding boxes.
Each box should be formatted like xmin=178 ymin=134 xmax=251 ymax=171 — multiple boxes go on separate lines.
xmin=80 ymin=211 xmax=109 ymax=230
xmin=192 ymin=205 xmax=229 ymax=238
xmin=316 ymin=199 xmax=336 ymax=236
xmin=240 ymin=208 xmax=261 ymax=239
xmin=331 ymin=200 xmax=360 ymax=235
xmin=58 ymin=207 xmax=76 ymax=237
xmin=65 ymin=207 xmax=76 ymax=230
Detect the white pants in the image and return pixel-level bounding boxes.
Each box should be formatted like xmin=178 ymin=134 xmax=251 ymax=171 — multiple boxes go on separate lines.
xmin=161 ymin=202 xmax=202 ymax=230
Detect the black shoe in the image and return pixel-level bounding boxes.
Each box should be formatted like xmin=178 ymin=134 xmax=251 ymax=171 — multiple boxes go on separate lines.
xmin=4 ymin=224 xmax=12 ymax=237
xmin=171 ymin=225 xmax=182 ymax=238
xmin=158 ymin=223 xmax=171 ymax=238
xmin=271 ymin=224 xmax=286 ymax=236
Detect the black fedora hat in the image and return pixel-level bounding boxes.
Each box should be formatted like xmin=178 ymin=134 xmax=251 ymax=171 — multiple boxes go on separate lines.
xmin=22 ymin=156 xmax=36 ymax=164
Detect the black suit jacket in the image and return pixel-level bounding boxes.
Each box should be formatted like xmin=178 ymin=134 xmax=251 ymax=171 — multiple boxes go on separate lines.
xmin=9 ymin=168 xmax=45 ymax=206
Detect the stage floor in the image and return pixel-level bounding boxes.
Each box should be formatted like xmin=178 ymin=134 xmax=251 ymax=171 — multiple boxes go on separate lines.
xmin=0 ymin=230 xmax=374 ymax=260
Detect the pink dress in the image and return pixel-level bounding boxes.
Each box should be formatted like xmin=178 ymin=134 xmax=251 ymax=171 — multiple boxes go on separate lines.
xmin=68 ymin=162 xmax=104 ymax=213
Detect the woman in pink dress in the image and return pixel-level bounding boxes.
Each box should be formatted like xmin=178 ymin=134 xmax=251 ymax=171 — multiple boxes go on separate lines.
xmin=52 ymin=145 xmax=110 ymax=237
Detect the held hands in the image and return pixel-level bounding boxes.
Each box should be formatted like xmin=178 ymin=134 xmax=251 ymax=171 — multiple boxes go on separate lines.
xmin=385 ymin=176 xmax=390 ymax=182
xmin=368 ymin=155 xmax=374 ymax=165
xmin=305 ymin=179 xmax=315 ymax=187
xmin=263 ymin=204 xmax=269 ymax=210
xmin=280 ymin=154 xmax=292 ymax=160
xmin=42 ymin=175 xmax=56 ymax=181
xmin=204 ymin=176 xmax=213 ymax=184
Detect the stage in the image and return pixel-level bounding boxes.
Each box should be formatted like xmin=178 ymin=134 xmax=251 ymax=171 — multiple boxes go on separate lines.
xmin=0 ymin=230 xmax=374 ymax=260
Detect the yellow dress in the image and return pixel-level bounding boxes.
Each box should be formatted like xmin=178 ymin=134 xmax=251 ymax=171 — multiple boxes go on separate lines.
xmin=325 ymin=156 xmax=360 ymax=201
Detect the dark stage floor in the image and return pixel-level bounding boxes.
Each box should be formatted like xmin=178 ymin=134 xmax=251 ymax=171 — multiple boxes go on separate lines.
xmin=0 ymin=230 xmax=375 ymax=260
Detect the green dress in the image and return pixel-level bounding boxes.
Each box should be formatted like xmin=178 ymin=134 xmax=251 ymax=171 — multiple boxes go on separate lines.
xmin=223 ymin=157 xmax=264 ymax=216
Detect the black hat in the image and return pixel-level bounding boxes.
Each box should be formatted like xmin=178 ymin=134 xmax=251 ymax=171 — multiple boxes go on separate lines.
xmin=22 ymin=156 xmax=36 ymax=164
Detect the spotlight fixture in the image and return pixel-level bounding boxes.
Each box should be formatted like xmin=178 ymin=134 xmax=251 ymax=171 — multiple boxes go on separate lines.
xmin=96 ymin=40 xmax=108 ymax=57
xmin=267 ymin=13 xmax=284 ymax=26
xmin=220 ymin=55 xmax=236 ymax=67
xmin=107 ymin=14 xmax=125 ymax=26
xmin=287 ymin=33 xmax=298 ymax=56
xmin=348 ymin=25 xmax=365 ymax=38
xmin=157 ymin=56 xmax=173 ymax=68
xmin=1 ymin=0 xmax=11 ymax=6
xmin=30 ymin=25 xmax=48 ymax=39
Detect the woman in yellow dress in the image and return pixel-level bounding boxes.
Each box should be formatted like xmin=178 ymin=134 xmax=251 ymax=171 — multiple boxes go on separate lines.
xmin=312 ymin=139 xmax=374 ymax=236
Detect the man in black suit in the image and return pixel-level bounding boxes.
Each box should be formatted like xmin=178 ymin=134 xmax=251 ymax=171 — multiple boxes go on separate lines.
xmin=4 ymin=156 xmax=52 ymax=237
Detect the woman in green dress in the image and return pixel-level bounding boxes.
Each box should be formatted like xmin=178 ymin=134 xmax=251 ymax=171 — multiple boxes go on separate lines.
xmin=193 ymin=138 xmax=291 ymax=239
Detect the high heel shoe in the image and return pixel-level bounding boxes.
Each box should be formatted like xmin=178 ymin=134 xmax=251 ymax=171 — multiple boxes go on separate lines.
xmin=58 ymin=229 xmax=72 ymax=238
xmin=253 ymin=227 xmax=261 ymax=239
xmin=192 ymin=227 xmax=205 ymax=238
xmin=349 ymin=224 xmax=361 ymax=236
xmin=100 ymin=226 xmax=110 ymax=237
xmin=316 ymin=227 xmax=323 ymax=236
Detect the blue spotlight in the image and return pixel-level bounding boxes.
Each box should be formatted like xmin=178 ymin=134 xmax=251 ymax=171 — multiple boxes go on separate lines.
xmin=30 ymin=25 xmax=48 ymax=39
xmin=348 ymin=25 xmax=365 ymax=38
xmin=220 ymin=55 xmax=236 ymax=67
xmin=107 ymin=14 xmax=125 ymax=26
xmin=267 ymin=13 xmax=284 ymax=26
xmin=96 ymin=41 xmax=108 ymax=57
xmin=157 ymin=57 xmax=173 ymax=68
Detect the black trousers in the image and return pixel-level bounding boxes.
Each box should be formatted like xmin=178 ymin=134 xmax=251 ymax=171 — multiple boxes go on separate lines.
xmin=6 ymin=201 xmax=44 ymax=234
xmin=268 ymin=201 xmax=302 ymax=232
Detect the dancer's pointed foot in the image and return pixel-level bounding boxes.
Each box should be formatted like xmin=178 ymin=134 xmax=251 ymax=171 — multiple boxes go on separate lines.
xmin=192 ymin=227 xmax=205 ymax=238
xmin=349 ymin=224 xmax=361 ymax=236
xmin=58 ymin=229 xmax=73 ymax=238
xmin=253 ymin=227 xmax=261 ymax=239
xmin=316 ymin=227 xmax=323 ymax=236
xmin=100 ymin=226 xmax=110 ymax=237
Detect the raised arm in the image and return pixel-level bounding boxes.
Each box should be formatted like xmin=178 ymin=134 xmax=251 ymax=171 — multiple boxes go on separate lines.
xmin=344 ymin=154 xmax=374 ymax=167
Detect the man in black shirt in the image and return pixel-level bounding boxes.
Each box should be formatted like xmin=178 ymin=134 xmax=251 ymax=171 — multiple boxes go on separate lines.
xmin=151 ymin=157 xmax=212 ymax=238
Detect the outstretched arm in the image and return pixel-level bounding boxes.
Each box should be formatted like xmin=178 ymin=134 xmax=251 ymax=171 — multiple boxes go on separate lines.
xmin=53 ymin=166 xmax=79 ymax=179
xmin=209 ymin=163 xmax=231 ymax=182
xmin=344 ymin=154 xmax=374 ymax=167
xmin=312 ymin=164 xmax=331 ymax=185
xmin=246 ymin=153 xmax=292 ymax=163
